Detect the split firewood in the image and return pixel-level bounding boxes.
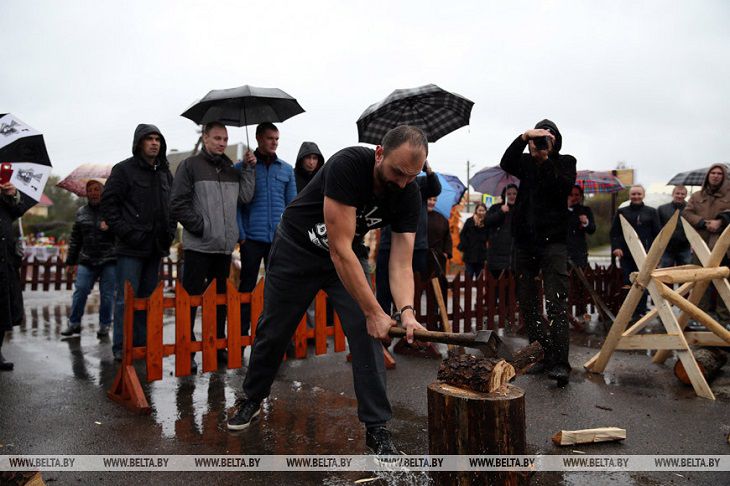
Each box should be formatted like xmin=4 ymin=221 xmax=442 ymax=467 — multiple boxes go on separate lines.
xmin=552 ymin=427 xmax=626 ymax=446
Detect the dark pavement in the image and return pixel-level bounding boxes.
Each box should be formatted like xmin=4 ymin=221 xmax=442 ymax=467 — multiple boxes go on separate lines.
xmin=1 ymin=290 xmax=728 ymax=485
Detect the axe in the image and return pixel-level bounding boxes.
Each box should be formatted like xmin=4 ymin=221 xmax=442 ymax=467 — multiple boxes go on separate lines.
xmin=388 ymin=327 xmax=514 ymax=360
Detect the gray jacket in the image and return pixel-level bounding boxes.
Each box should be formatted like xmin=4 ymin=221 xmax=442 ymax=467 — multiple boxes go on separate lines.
xmin=170 ymin=148 xmax=255 ymax=254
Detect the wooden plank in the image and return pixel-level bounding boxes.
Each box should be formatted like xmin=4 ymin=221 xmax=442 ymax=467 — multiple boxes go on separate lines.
xmin=475 ymin=271 xmax=485 ymax=330
xmin=123 ymin=281 xmax=136 ymax=366
xmin=42 ymin=258 xmax=52 ymax=291
xmin=294 ymin=316 xmax=308 ymax=359
xmin=145 ymin=283 xmax=164 ymax=381
xmin=250 ymin=278 xmax=265 ymax=340
xmin=31 ymin=259 xmax=39 ymax=290
xmin=485 ymin=272 xmax=496 ymax=330
xmin=315 ymin=291 xmax=327 ymax=355
xmin=614 ymin=334 xmax=685 ymax=350
xmin=432 ymin=278 xmax=453 ymax=339
xmin=226 ymin=280 xmax=242 ymax=369
xmin=684 ymin=331 xmax=730 ymax=347
xmin=333 ymin=312 xmax=346 ymax=352
xmin=464 ymin=272 xmax=473 ymax=332
xmin=552 ymin=427 xmax=626 ymax=446
xmin=201 ymin=281 xmax=218 ymax=372
xmin=451 ymin=273 xmax=462 ymax=333
xmin=54 ymin=256 xmax=63 ymax=290
xmin=174 ymin=283 xmax=192 ymax=376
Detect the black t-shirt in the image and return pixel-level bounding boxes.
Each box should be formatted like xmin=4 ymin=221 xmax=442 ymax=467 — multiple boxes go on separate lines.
xmin=279 ymin=146 xmax=421 ymax=256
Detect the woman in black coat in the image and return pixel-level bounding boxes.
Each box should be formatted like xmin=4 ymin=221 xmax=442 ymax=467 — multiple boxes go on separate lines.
xmin=485 ymin=184 xmax=518 ymax=278
xmin=566 ymin=185 xmax=596 ymax=268
xmin=1 ymin=182 xmax=30 ymax=371
xmin=459 ymin=202 xmax=488 ymax=279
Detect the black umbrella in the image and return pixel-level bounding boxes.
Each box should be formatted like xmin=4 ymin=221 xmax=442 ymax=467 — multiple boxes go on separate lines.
xmin=181 ymin=85 xmax=305 ymax=147
xmin=668 ymin=164 xmax=729 ymax=186
xmin=356 ymin=84 xmax=474 ymax=145
xmin=0 ymin=113 xmax=52 ymax=202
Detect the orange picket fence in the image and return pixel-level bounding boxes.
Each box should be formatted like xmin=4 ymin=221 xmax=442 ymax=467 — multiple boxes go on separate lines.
xmin=108 ymin=279 xmax=346 ymax=414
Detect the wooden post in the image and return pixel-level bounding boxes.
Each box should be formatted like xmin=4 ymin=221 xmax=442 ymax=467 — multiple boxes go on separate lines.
xmin=428 ymin=382 xmax=527 ymax=486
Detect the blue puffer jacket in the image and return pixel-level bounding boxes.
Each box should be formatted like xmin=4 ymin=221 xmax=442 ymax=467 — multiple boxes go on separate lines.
xmin=236 ymin=153 xmax=297 ymax=243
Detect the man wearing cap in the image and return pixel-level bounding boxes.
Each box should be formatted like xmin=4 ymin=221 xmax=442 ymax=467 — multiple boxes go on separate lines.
xmin=501 ymin=119 xmax=577 ymax=386
xmin=62 ymin=179 xmax=116 ymax=339
xmin=101 ymin=124 xmax=176 ymax=361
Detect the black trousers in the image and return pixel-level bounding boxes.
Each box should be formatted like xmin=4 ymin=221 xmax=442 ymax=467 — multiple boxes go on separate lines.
xmin=514 ymin=243 xmax=571 ymax=369
xmin=243 ymin=231 xmax=392 ymax=427
xmin=182 ymin=250 xmax=231 ymax=339
xmin=238 ymin=240 xmax=271 ymax=335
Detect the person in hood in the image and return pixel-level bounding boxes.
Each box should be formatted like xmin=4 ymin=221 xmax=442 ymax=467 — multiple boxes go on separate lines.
xmin=62 ymin=179 xmax=116 ymax=339
xmin=170 ymin=122 xmax=256 ymax=370
xmin=485 ymin=183 xmax=518 ymax=278
xmin=566 ymin=184 xmax=596 ymax=268
xmin=101 ymin=124 xmax=176 ymax=361
xmin=610 ymin=185 xmax=661 ymax=320
xmin=294 ymin=141 xmax=324 ymax=193
xmin=500 ymin=119 xmax=576 ymax=387
xmin=657 ymin=185 xmax=689 ymax=267
xmin=683 ymin=164 xmax=730 ymax=322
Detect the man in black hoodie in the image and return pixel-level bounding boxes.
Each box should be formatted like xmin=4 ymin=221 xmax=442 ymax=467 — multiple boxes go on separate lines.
xmin=294 ymin=141 xmax=324 ymax=193
xmin=501 ymin=119 xmax=577 ymax=386
xmin=101 ymin=124 xmax=176 ymax=361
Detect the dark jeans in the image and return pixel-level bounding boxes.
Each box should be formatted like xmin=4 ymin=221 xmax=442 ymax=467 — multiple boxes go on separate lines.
xmin=238 ymin=240 xmax=271 ymax=335
xmin=112 ymin=255 xmax=161 ymax=354
xmin=182 ymin=250 xmax=231 ymax=340
xmin=515 ymin=243 xmax=570 ymax=370
xmin=620 ymin=255 xmax=649 ymax=317
xmin=660 ymin=247 xmax=691 ymax=268
xmin=464 ymin=261 xmax=484 ymax=279
xmin=243 ymin=231 xmax=392 ymax=427
xmin=69 ymin=262 xmax=116 ymax=327
xmin=375 ymin=248 xmax=427 ymax=315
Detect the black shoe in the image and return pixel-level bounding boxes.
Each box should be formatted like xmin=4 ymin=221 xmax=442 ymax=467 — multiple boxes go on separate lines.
xmin=548 ymin=365 xmax=571 ymax=387
xmin=0 ymin=351 xmax=13 ymax=371
xmin=217 ymin=349 xmax=228 ymax=365
xmin=365 ymin=426 xmax=400 ymax=456
xmin=97 ymin=326 xmax=110 ymax=339
xmin=60 ymin=324 xmax=81 ymax=337
xmin=227 ymin=399 xmax=261 ymax=431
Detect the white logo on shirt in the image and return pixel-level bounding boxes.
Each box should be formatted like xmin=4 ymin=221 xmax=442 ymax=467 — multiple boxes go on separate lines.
xmin=308 ymin=222 xmax=329 ymax=250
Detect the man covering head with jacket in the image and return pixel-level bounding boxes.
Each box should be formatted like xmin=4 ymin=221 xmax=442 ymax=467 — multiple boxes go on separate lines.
xmin=500 ymin=119 xmax=576 ymax=386
xmin=170 ymin=122 xmax=255 ymax=369
xmin=101 ymin=124 xmax=176 ymax=361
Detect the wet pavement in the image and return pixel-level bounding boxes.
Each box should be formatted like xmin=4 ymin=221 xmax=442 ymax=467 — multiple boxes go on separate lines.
xmin=1 ymin=290 xmax=729 ymax=485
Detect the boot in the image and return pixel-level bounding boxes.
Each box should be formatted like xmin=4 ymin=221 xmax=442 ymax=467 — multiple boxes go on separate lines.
xmin=61 ymin=322 xmax=82 ymax=337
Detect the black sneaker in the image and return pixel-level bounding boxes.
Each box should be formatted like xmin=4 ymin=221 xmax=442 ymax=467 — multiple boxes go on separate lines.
xmin=365 ymin=426 xmax=400 ymax=456
xmin=548 ymin=365 xmax=571 ymax=387
xmin=227 ymin=399 xmax=261 ymax=431
xmin=60 ymin=324 xmax=81 ymax=337
xmin=97 ymin=326 xmax=110 ymax=338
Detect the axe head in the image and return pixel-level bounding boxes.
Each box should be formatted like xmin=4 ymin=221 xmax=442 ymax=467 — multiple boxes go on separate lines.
xmin=472 ymin=330 xmax=514 ymax=360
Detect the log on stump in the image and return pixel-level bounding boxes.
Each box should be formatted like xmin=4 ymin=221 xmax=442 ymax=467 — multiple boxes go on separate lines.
xmin=437 ymin=354 xmax=515 ymax=393
xmin=428 ymin=382 xmax=528 ymax=486
xmin=674 ymin=348 xmax=728 ymax=386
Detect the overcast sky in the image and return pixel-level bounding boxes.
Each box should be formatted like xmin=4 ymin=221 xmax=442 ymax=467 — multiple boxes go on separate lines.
xmin=2 ymin=0 xmax=728 ymax=190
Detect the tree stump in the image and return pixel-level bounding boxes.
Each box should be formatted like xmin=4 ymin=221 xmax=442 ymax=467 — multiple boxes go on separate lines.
xmin=428 ymin=382 xmax=528 ymax=486
xmin=674 ymin=348 xmax=727 ymax=385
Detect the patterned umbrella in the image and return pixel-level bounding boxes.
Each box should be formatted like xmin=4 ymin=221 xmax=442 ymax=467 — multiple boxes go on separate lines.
xmin=356 ymin=84 xmax=473 ymax=145
xmin=469 ymin=165 xmax=520 ymax=196
xmin=575 ymin=170 xmax=625 ymax=193
xmin=57 ymin=163 xmax=114 ymax=197
xmin=434 ymin=172 xmax=467 ymax=219
xmin=667 ymin=164 xmax=729 ymax=186
xmin=0 ymin=113 xmax=53 ymax=202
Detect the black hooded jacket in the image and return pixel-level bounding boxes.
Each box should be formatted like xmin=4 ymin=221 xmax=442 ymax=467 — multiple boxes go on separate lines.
xmin=500 ymin=119 xmax=577 ymax=249
xmin=294 ymin=142 xmax=324 ymax=193
xmin=484 ymin=186 xmax=516 ymax=272
xmin=100 ymin=124 xmax=175 ymax=258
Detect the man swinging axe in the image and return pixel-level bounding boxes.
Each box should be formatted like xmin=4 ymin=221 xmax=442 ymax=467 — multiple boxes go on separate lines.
xmin=227 ymin=125 xmax=428 ymax=456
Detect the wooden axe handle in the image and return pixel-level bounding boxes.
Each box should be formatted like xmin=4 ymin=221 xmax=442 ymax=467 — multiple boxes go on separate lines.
xmin=388 ymin=327 xmax=481 ymax=348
